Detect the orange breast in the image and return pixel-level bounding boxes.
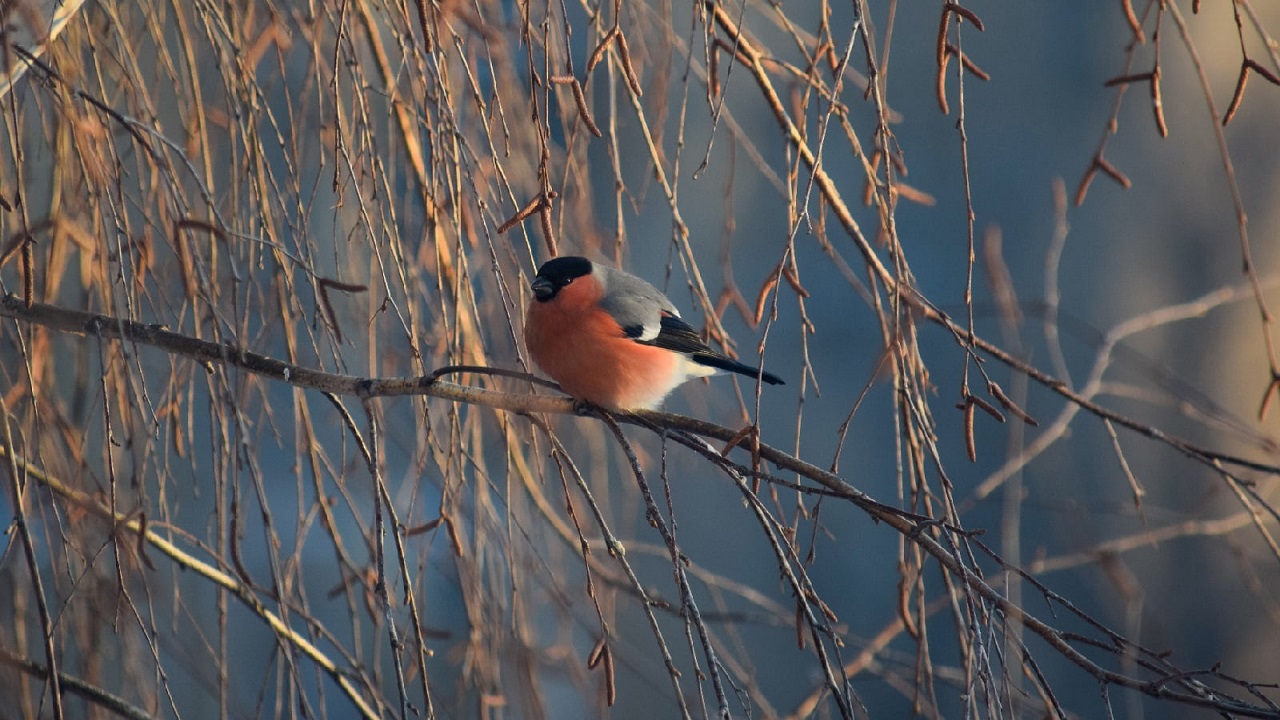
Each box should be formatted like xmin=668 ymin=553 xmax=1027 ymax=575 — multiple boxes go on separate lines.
xmin=524 ymin=282 xmax=686 ymax=410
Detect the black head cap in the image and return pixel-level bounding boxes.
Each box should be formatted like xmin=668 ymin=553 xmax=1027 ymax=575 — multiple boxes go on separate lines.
xmin=531 ymin=256 xmax=593 ymax=301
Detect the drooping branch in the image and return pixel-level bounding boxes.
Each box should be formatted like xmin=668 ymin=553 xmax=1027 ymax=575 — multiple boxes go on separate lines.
xmin=5 ymin=294 xmax=1280 ymax=718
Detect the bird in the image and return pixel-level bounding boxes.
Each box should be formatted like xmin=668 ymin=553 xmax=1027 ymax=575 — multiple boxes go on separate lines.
xmin=523 ymin=256 xmax=784 ymax=410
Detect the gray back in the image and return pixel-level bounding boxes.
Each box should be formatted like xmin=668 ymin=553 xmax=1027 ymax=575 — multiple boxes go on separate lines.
xmin=595 ymin=264 xmax=681 ymax=341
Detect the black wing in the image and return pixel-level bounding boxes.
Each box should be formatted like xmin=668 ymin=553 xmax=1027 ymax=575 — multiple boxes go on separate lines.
xmin=632 ymin=313 xmax=713 ymax=354
xmin=636 ymin=314 xmax=784 ymax=385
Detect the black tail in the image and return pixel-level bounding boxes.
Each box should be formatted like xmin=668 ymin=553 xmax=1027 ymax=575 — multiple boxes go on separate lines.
xmin=692 ymin=353 xmax=785 ymax=385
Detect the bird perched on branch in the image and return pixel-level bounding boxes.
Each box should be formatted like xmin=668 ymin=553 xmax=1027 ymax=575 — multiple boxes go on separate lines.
xmin=523 ymin=256 xmax=784 ymax=410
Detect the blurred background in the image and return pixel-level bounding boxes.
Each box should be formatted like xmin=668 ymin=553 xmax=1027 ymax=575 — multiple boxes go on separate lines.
xmin=1 ymin=0 xmax=1279 ymax=718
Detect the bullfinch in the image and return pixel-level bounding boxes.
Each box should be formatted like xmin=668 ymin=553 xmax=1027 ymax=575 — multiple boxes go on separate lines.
xmin=523 ymin=256 xmax=784 ymax=410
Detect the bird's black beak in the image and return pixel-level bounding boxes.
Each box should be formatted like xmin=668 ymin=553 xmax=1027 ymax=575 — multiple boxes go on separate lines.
xmin=531 ymin=276 xmax=555 ymax=301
